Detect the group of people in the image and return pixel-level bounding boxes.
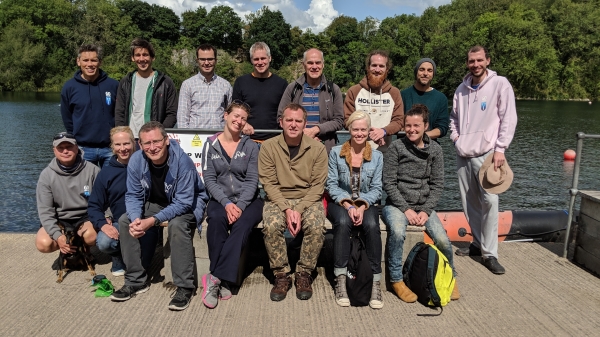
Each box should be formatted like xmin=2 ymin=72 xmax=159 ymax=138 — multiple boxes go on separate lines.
xmin=35 ymin=38 xmax=517 ymax=312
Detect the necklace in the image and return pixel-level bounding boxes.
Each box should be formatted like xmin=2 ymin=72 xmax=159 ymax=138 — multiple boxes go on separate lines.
xmin=150 ymin=160 xmax=168 ymax=169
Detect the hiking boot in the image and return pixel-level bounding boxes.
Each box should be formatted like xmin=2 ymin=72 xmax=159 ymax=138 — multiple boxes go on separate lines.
xmin=369 ymin=281 xmax=384 ymax=309
xmin=110 ymin=283 xmax=149 ymax=302
xmin=483 ymin=257 xmax=506 ymax=275
xmin=201 ymin=274 xmax=220 ymax=309
xmin=451 ymin=280 xmax=461 ymax=300
xmin=392 ymin=281 xmax=417 ymax=303
xmin=334 ymin=274 xmax=349 ymax=307
xmin=270 ymin=273 xmax=292 ymax=301
xmin=455 ymin=244 xmax=482 ymax=257
xmin=219 ymin=281 xmax=232 ymax=300
xmin=294 ymin=271 xmax=313 ymax=300
xmin=111 ymin=256 xmax=126 ymax=277
xmin=168 ymin=287 xmax=194 ymax=311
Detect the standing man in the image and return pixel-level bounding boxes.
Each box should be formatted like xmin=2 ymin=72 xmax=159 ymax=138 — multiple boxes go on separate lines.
xmin=110 ymin=122 xmax=208 ymax=311
xmin=232 ymin=42 xmax=288 ymax=143
xmin=61 ymin=44 xmax=119 ymax=167
xmin=401 ymin=58 xmax=449 ymax=141
xmin=344 ymin=50 xmax=404 ymax=152
xmin=277 ymin=48 xmax=344 ymax=153
xmin=177 ymin=44 xmax=232 ymax=129
xmin=450 ymin=46 xmax=517 ymax=274
xmin=259 ymin=103 xmax=328 ymax=301
xmin=115 ymin=38 xmax=177 ymax=138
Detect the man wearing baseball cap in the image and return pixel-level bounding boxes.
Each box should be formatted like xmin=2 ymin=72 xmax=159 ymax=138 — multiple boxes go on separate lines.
xmin=35 ymin=132 xmax=100 ymax=259
xmin=401 ymin=58 xmax=449 ymax=141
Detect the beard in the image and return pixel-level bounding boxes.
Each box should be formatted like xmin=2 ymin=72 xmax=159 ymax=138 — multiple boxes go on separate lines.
xmin=367 ymin=71 xmax=387 ymax=89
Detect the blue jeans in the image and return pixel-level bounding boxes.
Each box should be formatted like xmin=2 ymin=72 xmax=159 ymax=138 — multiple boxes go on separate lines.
xmin=382 ymin=207 xmax=456 ymax=282
xmin=96 ymin=222 xmax=120 ymax=255
xmin=81 ymin=146 xmax=112 ymax=168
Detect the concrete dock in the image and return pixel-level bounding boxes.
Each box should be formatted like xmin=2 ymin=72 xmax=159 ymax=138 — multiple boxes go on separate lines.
xmin=2 ymin=232 xmax=600 ymax=337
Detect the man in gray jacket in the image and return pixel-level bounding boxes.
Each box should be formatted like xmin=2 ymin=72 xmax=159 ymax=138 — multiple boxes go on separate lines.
xmin=277 ymin=48 xmax=344 ymax=153
xmin=35 ymin=133 xmax=99 ymax=256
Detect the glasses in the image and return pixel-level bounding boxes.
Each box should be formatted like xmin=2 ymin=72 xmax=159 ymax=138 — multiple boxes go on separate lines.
xmin=198 ymin=58 xmax=215 ymax=63
xmin=140 ymin=136 xmax=165 ymax=149
xmin=54 ymin=132 xmax=75 ymax=141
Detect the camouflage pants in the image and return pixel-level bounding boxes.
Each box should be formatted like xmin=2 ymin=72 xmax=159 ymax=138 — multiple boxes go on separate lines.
xmin=262 ymin=199 xmax=325 ymax=275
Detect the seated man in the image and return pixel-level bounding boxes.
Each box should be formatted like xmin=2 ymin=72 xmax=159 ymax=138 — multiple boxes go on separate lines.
xmin=259 ymin=103 xmax=328 ymax=301
xmin=110 ymin=121 xmax=208 ymax=311
xmin=381 ymin=104 xmax=459 ymax=302
xmin=35 ymin=133 xmax=99 ymax=258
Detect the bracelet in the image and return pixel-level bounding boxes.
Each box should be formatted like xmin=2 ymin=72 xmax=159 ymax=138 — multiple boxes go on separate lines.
xmin=347 ymin=206 xmax=355 ymax=210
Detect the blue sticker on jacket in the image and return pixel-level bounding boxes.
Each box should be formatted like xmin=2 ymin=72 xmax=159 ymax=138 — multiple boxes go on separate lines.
xmin=105 ymin=92 xmax=112 ymax=105
xmin=481 ymin=96 xmax=487 ymax=111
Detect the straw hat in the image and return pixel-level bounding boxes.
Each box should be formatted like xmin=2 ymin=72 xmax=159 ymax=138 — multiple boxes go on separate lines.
xmin=478 ymin=154 xmax=513 ymax=194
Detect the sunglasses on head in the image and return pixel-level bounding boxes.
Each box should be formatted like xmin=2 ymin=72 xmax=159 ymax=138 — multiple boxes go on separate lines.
xmin=231 ymin=99 xmax=251 ymax=111
xmin=53 ymin=132 xmax=76 ymax=141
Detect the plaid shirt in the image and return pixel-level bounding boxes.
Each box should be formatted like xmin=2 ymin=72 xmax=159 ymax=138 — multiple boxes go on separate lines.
xmin=177 ymin=73 xmax=232 ymax=129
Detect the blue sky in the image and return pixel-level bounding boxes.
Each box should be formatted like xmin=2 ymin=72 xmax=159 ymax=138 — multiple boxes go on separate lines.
xmin=144 ymin=0 xmax=452 ymax=32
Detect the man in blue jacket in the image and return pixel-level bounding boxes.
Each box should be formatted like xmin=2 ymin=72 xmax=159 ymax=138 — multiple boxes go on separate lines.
xmin=110 ymin=121 xmax=208 ymax=311
xmin=61 ymin=44 xmax=118 ymax=167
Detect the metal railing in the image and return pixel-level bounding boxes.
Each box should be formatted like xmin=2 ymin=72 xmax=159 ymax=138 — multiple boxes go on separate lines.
xmin=563 ymin=132 xmax=600 ymax=258
xmin=166 ymin=128 xmax=406 ymax=136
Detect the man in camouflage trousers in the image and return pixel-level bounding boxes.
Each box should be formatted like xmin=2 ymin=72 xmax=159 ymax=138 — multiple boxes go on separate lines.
xmin=259 ymin=103 xmax=328 ymax=301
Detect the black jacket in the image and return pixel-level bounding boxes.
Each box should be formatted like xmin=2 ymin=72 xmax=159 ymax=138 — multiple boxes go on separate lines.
xmin=114 ymin=70 xmax=177 ymax=128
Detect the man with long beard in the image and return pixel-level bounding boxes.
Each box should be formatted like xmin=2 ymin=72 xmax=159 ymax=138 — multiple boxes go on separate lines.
xmin=344 ymin=50 xmax=404 ymax=152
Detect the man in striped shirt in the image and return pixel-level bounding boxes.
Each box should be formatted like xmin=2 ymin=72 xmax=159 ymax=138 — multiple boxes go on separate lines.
xmin=277 ymin=48 xmax=344 ymax=153
xmin=177 ymin=44 xmax=232 ymax=129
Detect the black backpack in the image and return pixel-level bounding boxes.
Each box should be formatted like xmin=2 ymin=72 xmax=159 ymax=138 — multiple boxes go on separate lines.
xmin=346 ymin=230 xmax=373 ymax=306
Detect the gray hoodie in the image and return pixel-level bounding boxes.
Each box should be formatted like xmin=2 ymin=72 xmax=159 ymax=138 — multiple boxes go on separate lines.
xmin=202 ymin=133 xmax=260 ymax=210
xmin=36 ymin=155 xmax=100 ymax=240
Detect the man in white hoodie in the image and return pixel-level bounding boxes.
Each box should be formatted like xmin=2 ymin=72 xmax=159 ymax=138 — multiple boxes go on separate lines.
xmin=450 ymin=45 xmax=518 ymax=274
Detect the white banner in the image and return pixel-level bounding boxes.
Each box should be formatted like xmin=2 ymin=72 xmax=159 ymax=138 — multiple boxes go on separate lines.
xmin=167 ymin=131 xmax=215 ymax=178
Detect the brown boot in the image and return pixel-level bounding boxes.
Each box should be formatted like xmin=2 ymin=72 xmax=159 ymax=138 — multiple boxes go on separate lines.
xmin=451 ymin=280 xmax=461 ymax=300
xmin=270 ymin=273 xmax=292 ymax=301
xmin=295 ymin=271 xmax=313 ymax=300
xmin=392 ymin=281 xmax=417 ymax=303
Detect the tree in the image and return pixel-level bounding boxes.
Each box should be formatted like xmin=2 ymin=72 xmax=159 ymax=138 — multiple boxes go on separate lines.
xmin=181 ymin=6 xmax=208 ymax=49
xmin=0 ymin=20 xmax=46 ymax=91
xmin=204 ymin=5 xmax=243 ymax=52
xmin=245 ymin=7 xmax=292 ymax=69
xmin=116 ymin=0 xmax=180 ymax=44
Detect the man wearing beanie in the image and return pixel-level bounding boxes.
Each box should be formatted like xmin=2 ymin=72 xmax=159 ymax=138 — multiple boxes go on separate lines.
xmin=401 ymin=58 xmax=449 ymax=141
xmin=35 ymin=132 xmax=99 ymax=258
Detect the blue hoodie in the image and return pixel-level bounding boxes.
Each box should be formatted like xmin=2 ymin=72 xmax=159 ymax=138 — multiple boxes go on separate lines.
xmin=60 ymin=70 xmax=119 ymax=147
xmin=125 ymin=139 xmax=209 ymax=231
xmin=88 ymin=155 xmax=128 ymax=231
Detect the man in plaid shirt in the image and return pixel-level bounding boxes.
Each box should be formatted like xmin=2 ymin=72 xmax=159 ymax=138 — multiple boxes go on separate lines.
xmin=177 ymin=44 xmax=232 ymax=129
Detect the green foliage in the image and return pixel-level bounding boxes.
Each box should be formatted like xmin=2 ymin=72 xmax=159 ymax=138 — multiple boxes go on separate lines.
xmin=245 ymin=7 xmax=292 ymax=69
xmin=0 ymin=20 xmax=46 ymax=91
xmin=204 ymin=5 xmax=243 ymax=53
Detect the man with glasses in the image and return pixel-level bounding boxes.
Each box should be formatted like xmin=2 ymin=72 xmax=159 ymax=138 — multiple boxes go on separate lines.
xmin=115 ymin=39 xmax=177 ymax=138
xmin=277 ymin=48 xmax=344 ymax=153
xmin=232 ymin=42 xmax=287 ymax=142
xmin=177 ymin=44 xmax=232 ymax=129
xmin=35 ymin=133 xmax=99 ymax=258
xmin=61 ymin=44 xmax=119 ymax=167
xmin=111 ymin=121 xmax=208 ymax=311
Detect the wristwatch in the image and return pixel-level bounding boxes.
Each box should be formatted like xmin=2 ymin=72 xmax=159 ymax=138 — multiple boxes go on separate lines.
xmin=153 ymin=216 xmax=161 ymax=226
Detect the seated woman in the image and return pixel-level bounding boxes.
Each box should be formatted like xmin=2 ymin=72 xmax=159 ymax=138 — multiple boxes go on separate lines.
xmin=88 ymin=126 xmax=158 ymax=276
xmin=381 ymin=104 xmax=459 ymax=302
xmin=201 ymin=101 xmax=263 ymax=309
xmin=326 ymin=110 xmax=384 ymax=309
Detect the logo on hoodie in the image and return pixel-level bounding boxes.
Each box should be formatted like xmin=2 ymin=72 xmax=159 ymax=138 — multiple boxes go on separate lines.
xmin=481 ymin=96 xmax=487 ymax=111
xmin=105 ymin=92 xmax=112 ymax=106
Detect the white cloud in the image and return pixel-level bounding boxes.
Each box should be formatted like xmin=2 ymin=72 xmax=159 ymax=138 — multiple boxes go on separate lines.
xmin=141 ymin=0 xmax=338 ymax=33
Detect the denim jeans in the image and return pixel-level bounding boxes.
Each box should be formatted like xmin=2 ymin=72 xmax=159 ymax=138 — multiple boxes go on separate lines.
xmin=81 ymin=146 xmax=112 ymax=168
xmin=382 ymin=206 xmax=456 ymax=282
xmin=328 ymin=203 xmax=382 ymax=281
xmin=96 ymin=222 xmax=120 ymax=255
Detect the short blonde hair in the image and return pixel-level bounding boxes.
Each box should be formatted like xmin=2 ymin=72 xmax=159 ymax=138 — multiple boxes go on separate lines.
xmin=110 ymin=126 xmax=135 ymax=154
xmin=346 ymin=110 xmax=371 ymax=129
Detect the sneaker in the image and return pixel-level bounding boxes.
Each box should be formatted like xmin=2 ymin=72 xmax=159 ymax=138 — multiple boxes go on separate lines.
xmin=168 ymin=287 xmax=194 ymax=311
xmin=334 ymin=275 xmax=349 ymax=307
xmin=201 ymin=274 xmax=220 ymax=309
xmin=111 ymin=256 xmax=126 ymax=277
xmin=294 ymin=271 xmax=313 ymax=300
xmin=483 ymin=257 xmax=506 ymax=275
xmin=110 ymin=283 xmax=149 ymax=302
xmin=219 ymin=281 xmax=232 ymax=300
xmin=455 ymin=244 xmax=482 ymax=257
xmin=270 ymin=273 xmax=292 ymax=301
xmin=369 ymin=281 xmax=384 ymax=309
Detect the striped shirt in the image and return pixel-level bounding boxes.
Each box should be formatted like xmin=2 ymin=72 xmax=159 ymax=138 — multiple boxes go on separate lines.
xmin=301 ymin=82 xmax=322 ymax=127
xmin=177 ymin=73 xmax=232 ymax=129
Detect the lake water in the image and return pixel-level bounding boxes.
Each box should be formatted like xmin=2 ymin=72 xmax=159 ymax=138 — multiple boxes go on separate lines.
xmin=1 ymin=93 xmax=599 ymax=232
